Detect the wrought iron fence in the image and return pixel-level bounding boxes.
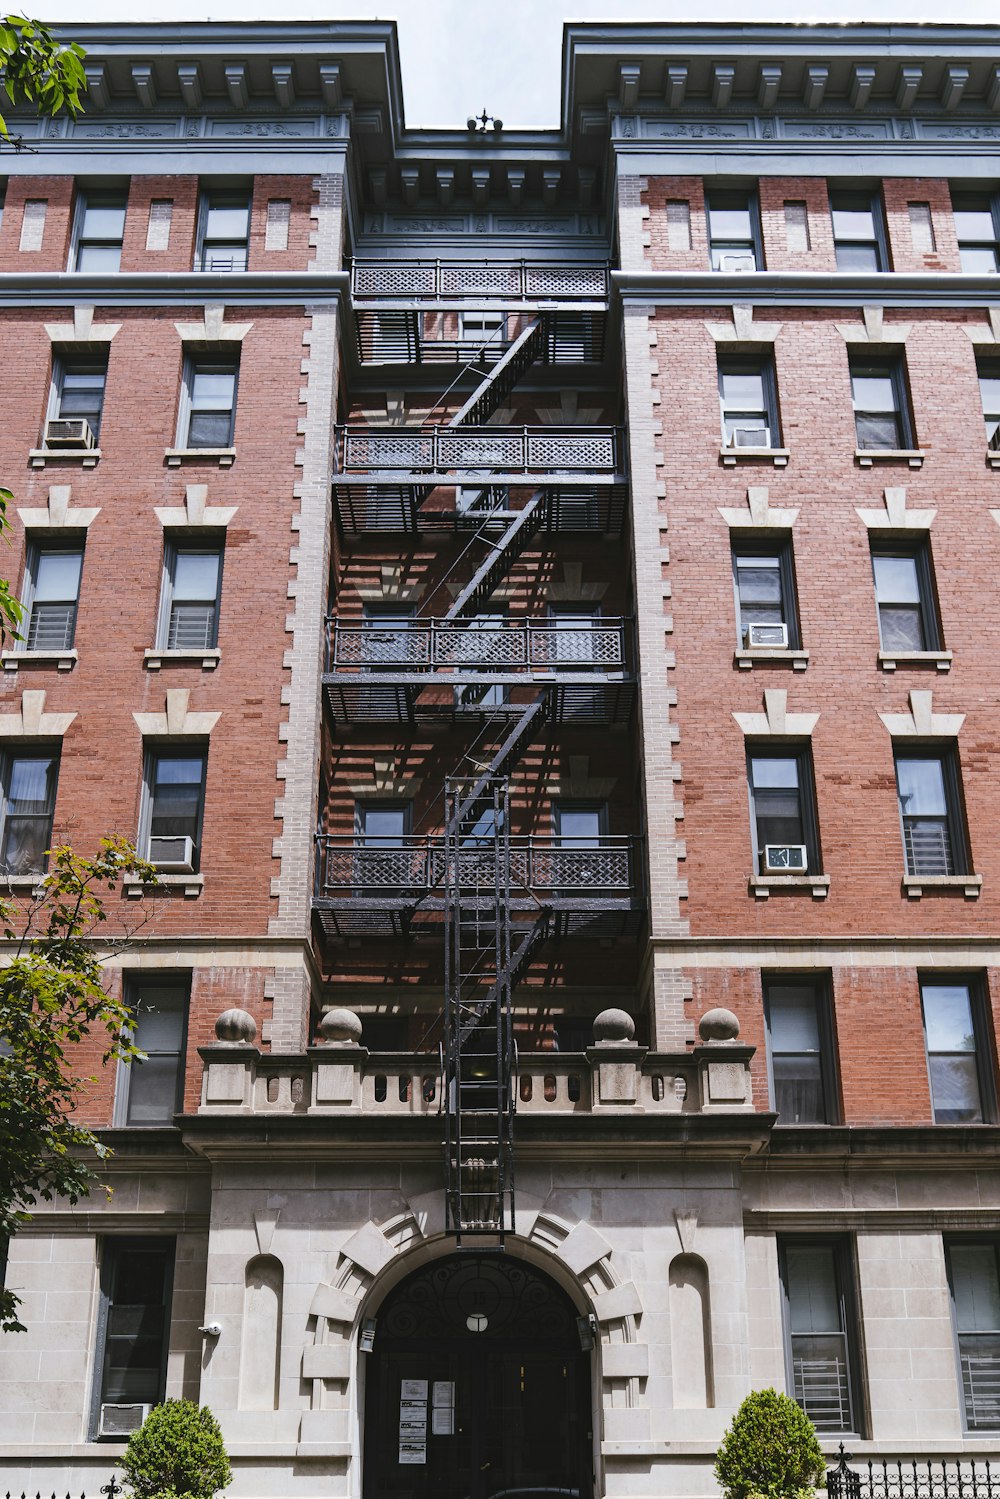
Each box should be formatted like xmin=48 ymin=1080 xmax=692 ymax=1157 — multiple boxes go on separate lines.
xmin=3 ymin=1475 xmax=124 ymax=1499
xmin=325 ymin=617 xmax=629 ymax=673
xmin=827 ymin=1448 xmax=1000 ymax=1499
xmin=351 ymin=258 xmax=609 ymax=300
xmin=314 ymin=834 xmax=637 ymax=898
xmin=334 ymin=425 xmax=622 ymax=476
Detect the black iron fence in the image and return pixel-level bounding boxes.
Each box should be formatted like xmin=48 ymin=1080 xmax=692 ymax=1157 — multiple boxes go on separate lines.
xmin=828 ymin=1448 xmax=1000 ymax=1499
xmin=4 ymin=1477 xmax=123 ymax=1499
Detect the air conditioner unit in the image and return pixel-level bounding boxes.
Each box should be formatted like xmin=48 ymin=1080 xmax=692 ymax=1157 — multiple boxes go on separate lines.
xmin=729 ymin=425 xmax=771 ymax=449
xmin=44 ymin=417 xmax=96 ymax=450
xmin=719 ymin=253 xmax=756 ymax=272
xmin=764 ymin=844 xmax=808 ymax=873
xmin=99 ymin=1402 xmax=151 ymax=1438
xmin=149 ymin=834 xmax=196 ymax=872
xmin=746 ymin=621 xmax=788 ymax=648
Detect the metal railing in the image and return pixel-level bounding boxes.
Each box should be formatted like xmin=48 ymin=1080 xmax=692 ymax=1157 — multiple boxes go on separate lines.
xmin=961 ymin=1338 xmax=1000 ymax=1431
xmin=828 ymin=1449 xmax=1000 ymax=1499
xmin=325 ymin=617 xmax=629 ymax=674
xmin=334 ymin=424 xmax=622 ymax=476
xmin=351 ymin=259 xmax=610 ymax=301
xmin=25 ymin=602 xmax=76 ymax=652
xmin=314 ymin=834 xmax=637 ymax=899
xmin=903 ymin=819 xmax=955 ymax=877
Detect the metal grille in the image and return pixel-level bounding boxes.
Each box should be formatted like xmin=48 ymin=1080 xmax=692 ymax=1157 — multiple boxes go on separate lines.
xmin=337 ymin=424 xmax=621 ymax=476
xmin=315 ymin=835 xmax=635 ymax=897
xmin=167 ymin=603 xmax=216 ymax=651
xmin=903 ymin=819 xmax=954 ymax=876
xmin=793 ymin=1350 xmax=852 ymax=1431
xmin=351 ymin=258 xmax=609 ymax=300
xmin=327 ymin=617 xmax=628 ymax=672
xmin=961 ymin=1340 xmax=1000 ymax=1430
xmin=25 ymin=602 xmax=75 ymax=651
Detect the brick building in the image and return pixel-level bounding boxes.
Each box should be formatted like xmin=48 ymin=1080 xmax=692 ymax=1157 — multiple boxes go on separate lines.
xmin=3 ymin=18 xmax=1000 ymax=1499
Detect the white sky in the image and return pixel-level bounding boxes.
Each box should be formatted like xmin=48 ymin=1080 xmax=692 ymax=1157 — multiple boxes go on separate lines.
xmin=40 ymin=0 xmax=1000 ymax=128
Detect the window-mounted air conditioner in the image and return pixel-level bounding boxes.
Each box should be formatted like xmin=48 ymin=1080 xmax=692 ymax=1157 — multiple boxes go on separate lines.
xmin=746 ymin=621 xmax=788 ymax=649
xmin=149 ymin=834 xmax=196 ymax=872
xmin=98 ymin=1402 xmax=151 ymax=1438
xmin=719 ymin=252 xmax=756 ymax=273
xmin=764 ymin=844 xmax=808 ymax=873
xmin=729 ymin=425 xmax=771 ymax=449
xmin=44 ymin=417 xmax=96 ymax=450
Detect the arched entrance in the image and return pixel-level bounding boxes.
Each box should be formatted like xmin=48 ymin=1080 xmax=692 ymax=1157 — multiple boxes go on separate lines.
xmin=362 ymin=1252 xmax=594 ymax=1499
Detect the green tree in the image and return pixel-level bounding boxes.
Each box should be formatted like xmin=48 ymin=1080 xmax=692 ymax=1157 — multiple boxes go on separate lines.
xmin=0 ymin=16 xmax=87 ymax=645
xmin=122 ymin=1400 xmax=232 ymax=1499
xmin=715 ymin=1388 xmax=827 ymax=1499
xmin=0 ymin=838 xmax=157 ymax=1333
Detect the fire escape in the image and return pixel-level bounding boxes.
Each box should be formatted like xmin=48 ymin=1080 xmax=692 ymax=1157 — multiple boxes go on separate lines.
xmin=315 ymin=259 xmax=641 ymax=1241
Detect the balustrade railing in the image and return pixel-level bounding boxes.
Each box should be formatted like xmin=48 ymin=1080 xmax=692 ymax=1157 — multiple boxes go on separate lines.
xmin=351 ymin=259 xmax=609 ymax=301
xmin=325 ymin=617 xmax=629 ymax=674
xmin=335 ymin=424 xmax=622 ymax=476
xmin=314 ymin=835 xmax=637 ymax=899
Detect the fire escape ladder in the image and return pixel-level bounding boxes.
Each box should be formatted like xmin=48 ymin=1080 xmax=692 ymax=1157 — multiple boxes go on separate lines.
xmin=443 ymin=776 xmax=515 ymax=1241
xmin=447 ymin=316 xmax=545 ymax=429
xmin=444 ymin=495 xmax=544 ymax=622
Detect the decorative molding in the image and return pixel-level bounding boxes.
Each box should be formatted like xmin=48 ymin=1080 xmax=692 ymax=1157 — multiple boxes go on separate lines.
xmin=0 ymin=689 xmax=75 ymax=738
xmin=674 ymin=1207 xmax=698 ymax=1254
xmin=733 ymin=688 xmax=819 ymax=737
xmin=963 ymin=309 xmax=1000 ymax=346
xmin=835 ymin=305 xmax=911 ymax=345
xmin=17 ymin=483 xmax=100 ymax=530
xmin=153 ymin=483 xmax=238 ymax=529
xmin=719 ymin=484 xmax=799 ymax=530
xmin=253 ymin=1207 xmax=280 ymax=1254
xmin=43 ymin=305 xmax=121 ymax=344
xmin=133 ymin=687 xmax=220 ymax=738
xmin=879 ymin=689 xmax=964 ymax=738
xmin=855 ymin=485 xmax=936 ymax=530
xmin=705 ymin=303 xmax=781 ymax=344
xmin=174 ymin=304 xmax=253 ymax=344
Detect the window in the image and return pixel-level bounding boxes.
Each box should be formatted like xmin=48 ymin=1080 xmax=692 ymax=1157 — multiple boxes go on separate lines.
xmin=732 ymin=541 xmax=799 ymax=649
xmin=953 ymin=191 xmax=1000 ymax=274
xmin=870 ymin=543 xmax=940 ymax=653
xmin=764 ymin=978 xmax=837 ymax=1124
xmin=197 ymin=188 xmax=251 ymax=272
xmin=458 ymin=309 xmax=506 ymax=345
xmin=142 ymin=748 xmax=207 ymax=871
xmin=921 ymin=979 xmax=993 ymax=1124
xmin=72 ymin=189 xmax=127 ymax=273
xmin=554 ymin=802 xmax=606 ymax=847
xmin=21 ymin=542 xmax=84 ymax=651
xmin=747 ymin=749 xmax=819 ymax=875
xmin=946 ymin=1241 xmax=1000 ymax=1430
xmin=159 ymin=542 xmax=223 ymax=651
xmin=780 ymin=1240 xmax=862 ymax=1433
xmin=93 ymin=1238 xmax=173 ymax=1431
xmin=180 ymin=357 xmax=238 ymax=449
xmin=895 ymin=748 xmax=967 ymax=878
xmin=830 ymin=189 xmax=888 ymax=271
xmin=718 ymin=356 xmax=780 ymax=450
xmin=356 ymin=801 xmax=411 ymax=846
xmin=850 ymin=355 xmax=913 ymax=450
xmin=978 ymin=360 xmax=1000 ymax=448
xmin=51 ymin=354 xmax=107 ymax=443
xmin=0 ymin=751 xmax=59 ymax=874
xmin=116 ymin=978 xmax=188 ymax=1126
xmin=706 ymin=188 xmax=762 ymax=271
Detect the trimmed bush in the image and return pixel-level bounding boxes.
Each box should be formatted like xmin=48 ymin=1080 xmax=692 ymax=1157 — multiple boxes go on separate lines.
xmin=715 ymin=1388 xmax=826 ymax=1499
xmin=122 ymin=1400 xmax=231 ymax=1499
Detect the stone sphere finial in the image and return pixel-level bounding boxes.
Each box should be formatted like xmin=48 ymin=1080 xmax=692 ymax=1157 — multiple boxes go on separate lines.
xmin=214 ymin=1008 xmax=257 ymax=1045
xmin=699 ymin=1007 xmax=740 ymax=1044
xmin=318 ymin=1006 xmax=363 ymax=1046
xmin=592 ymin=1007 xmax=636 ymax=1045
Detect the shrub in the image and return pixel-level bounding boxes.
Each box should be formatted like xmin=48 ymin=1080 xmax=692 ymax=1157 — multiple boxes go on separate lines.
xmin=715 ymin=1388 xmax=826 ymax=1499
xmin=122 ymin=1400 xmax=231 ymax=1499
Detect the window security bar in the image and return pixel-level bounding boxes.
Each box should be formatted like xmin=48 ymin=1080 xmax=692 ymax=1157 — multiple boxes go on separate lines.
xmin=903 ymin=819 xmax=954 ymax=877
xmin=350 ymin=258 xmax=610 ymax=301
xmin=25 ymin=602 xmax=76 ymax=652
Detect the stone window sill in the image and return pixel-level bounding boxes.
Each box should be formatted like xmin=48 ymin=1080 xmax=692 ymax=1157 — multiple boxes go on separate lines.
xmin=878 ymin=650 xmax=952 ymax=673
xmin=750 ymin=873 xmax=830 ymax=899
xmin=145 ymin=647 xmax=220 ymax=671
xmin=0 ymin=872 xmax=46 ymax=893
xmin=165 ymin=448 xmax=235 ymax=468
xmin=987 ymin=448 xmax=1000 ymax=470
xmin=29 ymin=447 xmax=101 ymax=469
xmin=903 ymin=874 xmax=981 ymax=899
xmin=2 ymin=649 xmax=77 ymax=672
xmin=735 ymin=648 xmax=809 ymax=672
xmin=720 ymin=445 xmax=790 ymax=468
xmin=124 ymin=872 xmax=204 ymax=899
xmin=855 ymin=447 xmax=924 ymax=469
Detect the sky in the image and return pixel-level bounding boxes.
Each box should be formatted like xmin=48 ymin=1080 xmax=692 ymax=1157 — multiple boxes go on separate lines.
xmin=40 ymin=0 xmax=1000 ymax=128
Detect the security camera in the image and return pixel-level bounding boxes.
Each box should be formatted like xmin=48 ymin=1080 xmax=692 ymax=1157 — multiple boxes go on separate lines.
xmin=199 ymin=1322 xmax=222 ymax=1337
